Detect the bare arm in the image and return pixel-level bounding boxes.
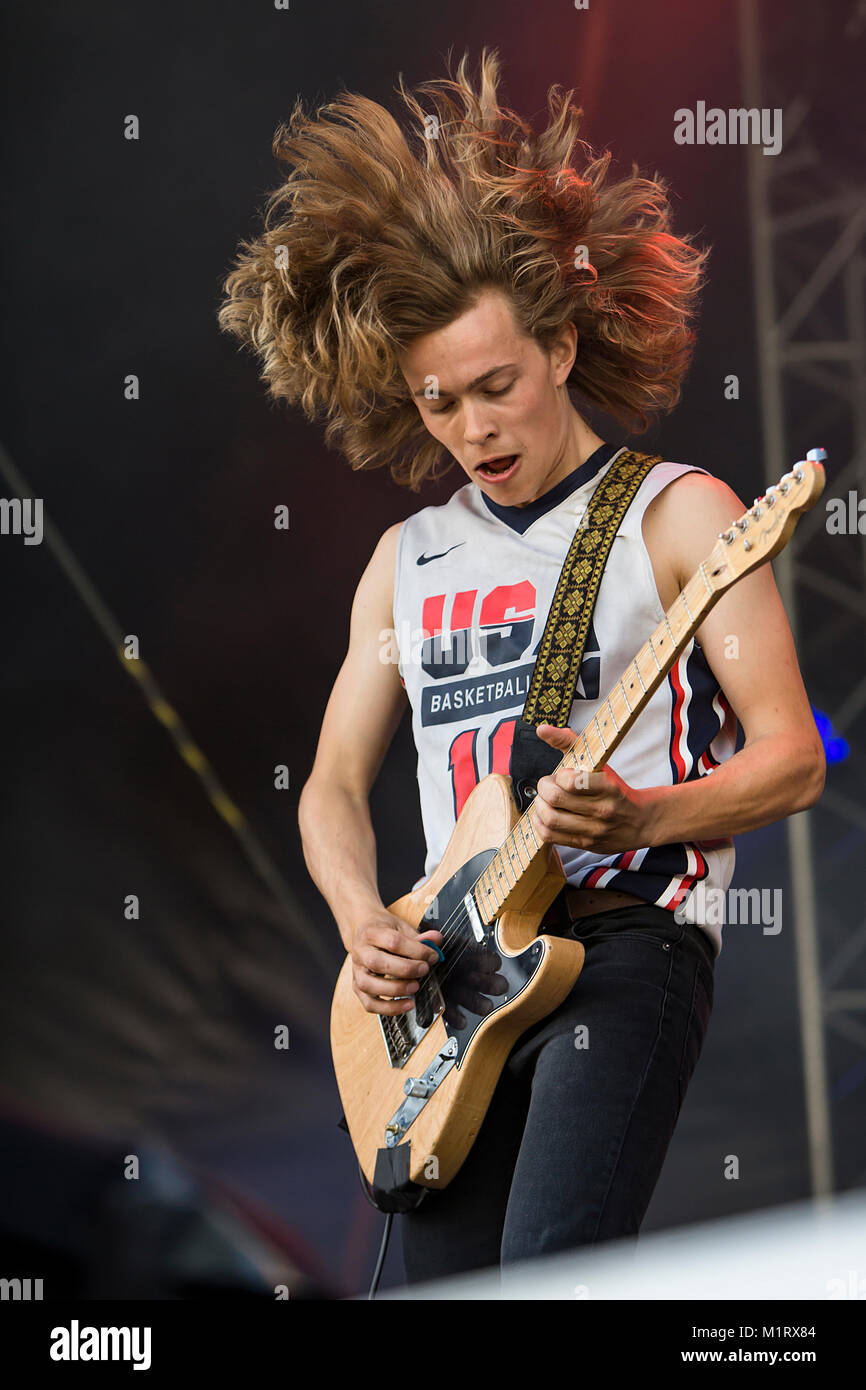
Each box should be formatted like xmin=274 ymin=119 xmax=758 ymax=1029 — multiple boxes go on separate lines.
xmin=641 ymin=473 xmax=826 ymax=842
xmin=297 ymin=521 xmax=442 ymax=1011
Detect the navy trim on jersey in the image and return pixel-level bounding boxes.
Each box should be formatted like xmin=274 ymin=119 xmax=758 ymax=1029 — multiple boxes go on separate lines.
xmin=667 ymin=640 xmax=727 ymax=784
xmin=480 ymin=442 xmax=620 ymax=535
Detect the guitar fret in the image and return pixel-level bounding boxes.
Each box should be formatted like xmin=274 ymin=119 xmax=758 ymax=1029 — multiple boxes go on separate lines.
xmin=516 ymin=819 xmax=532 ymax=863
xmin=497 ymin=849 xmax=515 ymax=890
xmin=699 ymin=561 xmax=714 ymax=598
xmin=509 ymin=828 xmax=526 ymax=870
xmin=483 ymin=863 xmax=500 ymax=899
xmin=512 ymin=832 xmax=529 ymax=871
xmin=511 ymin=556 xmax=715 ymax=891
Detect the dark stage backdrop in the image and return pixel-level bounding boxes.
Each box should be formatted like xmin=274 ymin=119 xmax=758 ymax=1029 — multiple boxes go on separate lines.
xmin=1 ymin=0 xmax=862 ymax=1296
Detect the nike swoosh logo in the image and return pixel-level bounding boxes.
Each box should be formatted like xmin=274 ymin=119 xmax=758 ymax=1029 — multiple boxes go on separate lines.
xmin=416 ymin=543 xmax=466 ymax=565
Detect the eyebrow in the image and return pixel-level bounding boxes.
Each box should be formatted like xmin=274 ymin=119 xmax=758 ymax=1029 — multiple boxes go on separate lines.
xmin=412 ymin=362 xmax=518 ymax=399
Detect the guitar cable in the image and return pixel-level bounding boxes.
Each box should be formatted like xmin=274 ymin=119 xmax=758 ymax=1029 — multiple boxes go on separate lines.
xmin=356 ymin=1160 xmax=393 ymax=1299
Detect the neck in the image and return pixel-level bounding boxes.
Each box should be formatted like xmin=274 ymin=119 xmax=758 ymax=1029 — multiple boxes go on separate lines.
xmin=513 ymin=409 xmax=606 ymax=507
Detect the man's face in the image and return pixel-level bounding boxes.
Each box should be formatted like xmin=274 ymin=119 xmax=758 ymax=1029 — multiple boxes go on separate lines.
xmin=398 ymin=286 xmax=577 ymax=505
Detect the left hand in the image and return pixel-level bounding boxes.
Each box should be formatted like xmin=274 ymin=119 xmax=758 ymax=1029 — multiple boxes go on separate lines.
xmin=528 ymin=723 xmax=658 ymax=853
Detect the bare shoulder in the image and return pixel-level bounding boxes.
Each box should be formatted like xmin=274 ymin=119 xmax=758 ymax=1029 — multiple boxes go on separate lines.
xmin=643 ymin=469 xmax=747 ymax=594
xmin=351 ymin=519 xmax=404 ymax=626
xmin=645 ymin=468 xmax=745 ymax=529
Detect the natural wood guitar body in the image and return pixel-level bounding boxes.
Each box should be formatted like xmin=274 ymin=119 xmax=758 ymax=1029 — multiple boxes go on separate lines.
xmin=330 ymin=772 xmax=585 ymax=1192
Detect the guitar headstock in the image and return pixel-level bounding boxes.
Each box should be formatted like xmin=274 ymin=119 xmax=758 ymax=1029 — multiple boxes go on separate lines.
xmin=704 ymin=448 xmax=827 ymax=591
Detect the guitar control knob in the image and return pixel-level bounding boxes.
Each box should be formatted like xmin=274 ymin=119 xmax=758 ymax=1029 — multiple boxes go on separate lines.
xmin=404 ymin=1077 xmax=432 ymax=1098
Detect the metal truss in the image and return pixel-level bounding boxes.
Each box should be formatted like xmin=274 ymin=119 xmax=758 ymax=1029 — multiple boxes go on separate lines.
xmin=739 ymin=0 xmax=866 ymax=1200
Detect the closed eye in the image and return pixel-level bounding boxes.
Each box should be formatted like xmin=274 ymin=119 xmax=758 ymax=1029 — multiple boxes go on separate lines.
xmin=430 ymin=382 xmax=514 ymax=415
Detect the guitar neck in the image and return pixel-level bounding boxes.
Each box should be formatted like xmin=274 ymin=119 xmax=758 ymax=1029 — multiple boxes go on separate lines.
xmin=472 ymin=558 xmax=725 ymax=925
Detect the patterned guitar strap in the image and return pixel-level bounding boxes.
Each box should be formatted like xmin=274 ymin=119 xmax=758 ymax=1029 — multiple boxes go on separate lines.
xmin=509 ymin=449 xmax=662 ymax=815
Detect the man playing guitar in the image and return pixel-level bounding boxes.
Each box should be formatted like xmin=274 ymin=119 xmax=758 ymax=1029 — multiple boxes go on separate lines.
xmin=220 ymin=50 xmax=825 ymax=1286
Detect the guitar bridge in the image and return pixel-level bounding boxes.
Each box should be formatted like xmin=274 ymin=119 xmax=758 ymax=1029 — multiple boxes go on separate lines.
xmin=378 ymin=979 xmax=445 ymax=1068
xmin=383 ymin=1037 xmax=459 ymax=1146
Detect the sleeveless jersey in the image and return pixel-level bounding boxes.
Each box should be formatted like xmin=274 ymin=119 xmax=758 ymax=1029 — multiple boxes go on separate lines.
xmin=392 ymin=442 xmax=737 ymax=957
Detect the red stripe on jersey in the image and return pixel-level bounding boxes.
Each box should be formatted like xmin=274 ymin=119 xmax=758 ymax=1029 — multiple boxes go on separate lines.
xmin=666 ymin=842 xmax=708 ymax=911
xmin=669 ymin=657 xmax=688 ymax=782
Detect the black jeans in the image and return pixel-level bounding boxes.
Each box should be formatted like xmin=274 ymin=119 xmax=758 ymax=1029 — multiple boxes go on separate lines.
xmin=400 ymin=904 xmax=715 ymax=1286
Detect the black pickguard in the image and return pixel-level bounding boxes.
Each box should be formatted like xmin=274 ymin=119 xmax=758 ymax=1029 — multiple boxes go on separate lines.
xmin=417 ymin=850 xmax=544 ymax=1064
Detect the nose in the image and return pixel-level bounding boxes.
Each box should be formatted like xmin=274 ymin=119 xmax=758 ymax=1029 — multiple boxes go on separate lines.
xmin=462 ymin=399 xmax=498 ymax=448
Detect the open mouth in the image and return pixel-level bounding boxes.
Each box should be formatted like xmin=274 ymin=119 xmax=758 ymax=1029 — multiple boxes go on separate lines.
xmin=476 ymin=454 xmax=519 ymax=482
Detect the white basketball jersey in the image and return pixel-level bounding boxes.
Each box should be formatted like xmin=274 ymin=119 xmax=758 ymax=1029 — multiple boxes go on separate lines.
xmin=392 ymin=443 xmax=737 ymax=957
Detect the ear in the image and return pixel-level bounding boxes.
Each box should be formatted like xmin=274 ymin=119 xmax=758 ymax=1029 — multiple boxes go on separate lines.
xmin=550 ymin=320 xmax=578 ymax=386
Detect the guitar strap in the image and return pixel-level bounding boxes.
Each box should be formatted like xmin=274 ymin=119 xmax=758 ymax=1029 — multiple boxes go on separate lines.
xmin=509 ymin=448 xmax=662 ymax=813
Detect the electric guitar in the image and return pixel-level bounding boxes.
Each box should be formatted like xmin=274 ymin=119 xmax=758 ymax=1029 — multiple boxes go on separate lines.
xmin=330 ymin=453 xmax=826 ymax=1206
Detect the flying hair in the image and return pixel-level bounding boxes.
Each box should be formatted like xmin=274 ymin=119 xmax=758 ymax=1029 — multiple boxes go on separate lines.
xmin=218 ymin=47 xmax=708 ymax=490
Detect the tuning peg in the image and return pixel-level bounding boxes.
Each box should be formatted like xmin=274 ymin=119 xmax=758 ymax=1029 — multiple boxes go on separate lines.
xmin=806 ymin=447 xmax=827 ymax=463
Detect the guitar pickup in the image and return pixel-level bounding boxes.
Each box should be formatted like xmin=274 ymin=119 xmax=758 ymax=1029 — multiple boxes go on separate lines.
xmin=463 ymin=891 xmax=485 ymax=942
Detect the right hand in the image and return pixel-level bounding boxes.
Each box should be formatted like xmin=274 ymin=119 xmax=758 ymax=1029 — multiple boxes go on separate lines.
xmin=350 ymin=909 xmax=444 ymax=1016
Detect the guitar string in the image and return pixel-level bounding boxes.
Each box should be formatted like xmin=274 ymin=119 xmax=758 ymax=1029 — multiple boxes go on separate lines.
xmin=389 ymin=572 xmax=717 ymax=1011
xmin=393 ymin=796 xmax=569 ymax=1013
xmin=391 ymin=662 xmax=652 ymax=1012
xmin=388 ymin=696 xmax=622 ymax=1014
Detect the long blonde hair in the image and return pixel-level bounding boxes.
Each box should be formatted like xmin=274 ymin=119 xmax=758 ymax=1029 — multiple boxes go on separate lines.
xmin=218 ymin=48 xmax=708 ymax=490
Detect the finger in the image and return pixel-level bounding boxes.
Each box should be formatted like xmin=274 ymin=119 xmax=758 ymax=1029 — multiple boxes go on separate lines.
xmin=537 ymin=769 xmax=604 ymax=806
xmin=533 ymin=787 xmax=614 ymax=827
xmin=362 ymin=925 xmax=442 ymax=964
xmin=553 ymin=767 xmax=599 ymax=795
xmin=357 ymin=948 xmax=430 ymax=980
xmin=416 ymin=929 xmax=446 ymax=961
xmin=534 ymin=722 xmax=577 ymax=749
xmin=358 ymin=991 xmax=416 ymax=1016
xmin=354 ymin=966 xmax=420 ymax=998
xmin=529 ymin=803 xmax=614 ymax=846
